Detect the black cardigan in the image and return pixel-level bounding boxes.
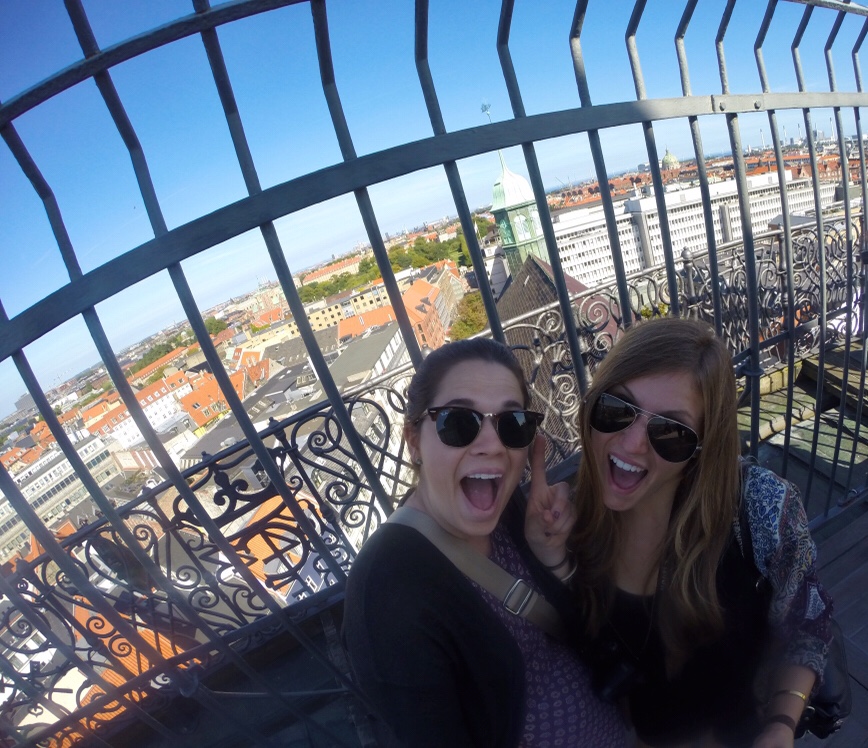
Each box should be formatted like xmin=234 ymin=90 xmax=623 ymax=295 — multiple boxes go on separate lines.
xmin=342 ymin=495 xmax=578 ymax=748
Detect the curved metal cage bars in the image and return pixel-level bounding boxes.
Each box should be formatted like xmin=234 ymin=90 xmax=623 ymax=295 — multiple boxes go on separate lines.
xmin=0 ymin=0 xmax=866 ymax=745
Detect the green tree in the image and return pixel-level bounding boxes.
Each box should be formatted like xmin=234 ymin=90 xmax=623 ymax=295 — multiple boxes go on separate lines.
xmin=169 ymin=327 xmax=193 ymax=348
xmin=146 ymin=367 xmax=167 ymax=384
xmin=332 ymin=272 xmax=353 ymax=293
xmin=390 ymin=249 xmax=413 ymax=271
xmin=204 ymin=317 xmax=227 ymax=335
xmin=450 ymin=293 xmax=488 ymax=340
xmin=128 ymin=342 xmax=174 ymax=373
xmin=78 ymin=392 xmax=102 ymax=408
xmin=299 ymin=283 xmax=323 ymax=303
xmin=473 ymin=215 xmax=492 ymax=240
xmin=358 ymin=256 xmax=378 ymax=278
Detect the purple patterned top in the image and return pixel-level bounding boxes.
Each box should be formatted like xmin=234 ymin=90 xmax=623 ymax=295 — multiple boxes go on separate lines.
xmin=736 ymin=462 xmax=833 ymax=684
xmin=471 ymin=525 xmax=627 ymax=748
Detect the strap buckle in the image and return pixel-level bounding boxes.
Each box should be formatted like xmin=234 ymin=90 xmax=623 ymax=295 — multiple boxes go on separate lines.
xmin=503 ymin=578 xmax=535 ymax=616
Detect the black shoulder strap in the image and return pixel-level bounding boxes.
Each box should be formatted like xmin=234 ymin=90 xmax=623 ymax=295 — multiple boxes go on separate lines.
xmin=388 ymin=506 xmax=565 ymax=640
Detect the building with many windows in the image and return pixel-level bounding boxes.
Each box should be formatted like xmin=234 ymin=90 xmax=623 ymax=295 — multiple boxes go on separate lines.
xmin=282 ymin=281 xmax=392 ymax=337
xmin=553 ymin=172 xmax=838 ymax=288
xmin=0 ymin=436 xmax=119 ymax=563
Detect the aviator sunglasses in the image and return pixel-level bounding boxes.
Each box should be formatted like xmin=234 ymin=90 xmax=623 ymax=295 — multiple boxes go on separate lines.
xmin=417 ymin=406 xmax=543 ymax=450
xmin=589 ymin=392 xmax=701 ymax=463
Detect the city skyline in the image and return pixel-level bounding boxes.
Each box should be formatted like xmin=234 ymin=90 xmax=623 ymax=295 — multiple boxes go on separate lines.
xmin=1 ymin=0 xmax=863 ymax=418
xmin=1 ymin=138 xmax=849 ymax=426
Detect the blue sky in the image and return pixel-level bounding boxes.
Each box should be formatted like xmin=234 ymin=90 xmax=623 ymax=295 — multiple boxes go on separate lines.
xmin=0 ymin=0 xmax=864 ymax=419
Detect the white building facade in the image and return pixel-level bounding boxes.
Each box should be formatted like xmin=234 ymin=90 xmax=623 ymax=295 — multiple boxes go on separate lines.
xmin=553 ymin=174 xmax=838 ymax=289
xmin=0 ymin=436 xmax=119 ymax=562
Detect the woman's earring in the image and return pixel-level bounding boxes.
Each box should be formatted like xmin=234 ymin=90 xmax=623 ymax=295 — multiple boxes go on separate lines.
xmin=414 ymin=457 xmax=422 ymax=466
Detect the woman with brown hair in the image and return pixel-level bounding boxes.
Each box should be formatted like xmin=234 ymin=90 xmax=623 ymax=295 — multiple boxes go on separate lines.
xmin=343 ymin=337 xmax=626 ymax=747
xmin=529 ymin=317 xmax=833 ymax=747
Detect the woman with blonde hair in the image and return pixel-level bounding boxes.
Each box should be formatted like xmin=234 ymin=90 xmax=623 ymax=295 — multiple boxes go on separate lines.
xmin=528 ymin=317 xmax=833 ymax=747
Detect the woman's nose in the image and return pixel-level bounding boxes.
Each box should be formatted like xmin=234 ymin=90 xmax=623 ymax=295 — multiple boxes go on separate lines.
xmin=619 ymin=414 xmax=650 ymax=453
xmin=472 ymin=415 xmax=503 ymax=451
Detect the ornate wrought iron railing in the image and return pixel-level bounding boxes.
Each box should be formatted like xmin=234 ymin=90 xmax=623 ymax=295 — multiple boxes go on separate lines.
xmin=0 ymin=0 xmax=866 ymax=745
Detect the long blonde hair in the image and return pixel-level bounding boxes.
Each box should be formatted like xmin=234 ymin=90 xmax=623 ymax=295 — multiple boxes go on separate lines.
xmin=570 ymin=317 xmax=741 ymax=668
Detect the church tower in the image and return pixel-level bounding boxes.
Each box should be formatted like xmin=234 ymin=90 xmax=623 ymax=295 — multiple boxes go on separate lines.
xmin=661 ymin=148 xmax=680 ymax=171
xmin=491 ymin=154 xmax=548 ymax=277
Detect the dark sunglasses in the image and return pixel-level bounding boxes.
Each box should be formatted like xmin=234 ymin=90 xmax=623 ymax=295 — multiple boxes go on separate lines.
xmin=589 ymin=392 xmax=701 ymax=463
xmin=417 ymin=406 xmax=543 ymax=450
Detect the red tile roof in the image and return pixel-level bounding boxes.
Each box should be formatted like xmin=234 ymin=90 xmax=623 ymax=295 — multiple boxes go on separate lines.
xmin=302 ymin=255 xmax=361 ymax=284
xmin=0 ymin=446 xmax=27 ymax=469
xmin=125 ymin=347 xmax=187 ymax=383
xmin=336 ymin=305 xmax=398 ymax=339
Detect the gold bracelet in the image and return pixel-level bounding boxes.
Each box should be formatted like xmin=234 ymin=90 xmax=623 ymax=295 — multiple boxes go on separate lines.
xmin=772 ymin=689 xmax=808 ymax=703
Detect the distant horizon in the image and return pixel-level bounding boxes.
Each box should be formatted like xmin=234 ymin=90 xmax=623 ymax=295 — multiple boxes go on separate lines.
xmin=3 ymin=131 xmax=853 ymax=422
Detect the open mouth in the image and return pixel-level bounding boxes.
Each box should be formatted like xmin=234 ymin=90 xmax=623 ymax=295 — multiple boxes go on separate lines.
xmin=460 ymin=473 xmax=503 ymax=511
xmin=609 ymin=454 xmax=647 ymax=491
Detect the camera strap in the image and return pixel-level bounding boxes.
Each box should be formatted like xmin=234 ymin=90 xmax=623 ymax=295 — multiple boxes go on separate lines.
xmin=388 ymin=506 xmax=565 ymax=640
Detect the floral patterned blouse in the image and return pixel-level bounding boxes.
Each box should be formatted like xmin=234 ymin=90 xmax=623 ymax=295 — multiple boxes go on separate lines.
xmin=474 ymin=525 xmax=627 ymax=747
xmin=736 ymin=462 xmax=833 ymax=683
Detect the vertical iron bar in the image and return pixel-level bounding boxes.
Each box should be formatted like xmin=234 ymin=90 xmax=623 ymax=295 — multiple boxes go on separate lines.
xmin=0 ymin=123 xmax=82 ymax=281
xmin=823 ymin=8 xmax=857 ymax=513
xmin=717 ymin=0 xmax=764 ymax=458
xmin=715 ymin=0 xmax=737 ymax=95
xmin=570 ymin=0 xmax=634 ymax=331
xmin=413 ymin=0 xmax=505 ymax=341
xmin=845 ymin=18 xmax=868 ymax=501
xmin=756 ymin=0 xmax=798 ymax=478
xmin=497 ymin=0 xmax=589 ymax=391
xmin=675 ymin=0 xmax=724 ymax=333
xmin=625 ymin=0 xmax=681 ymax=317
xmin=194 ymin=0 xmax=395 ymax=522
xmin=792 ymin=4 xmax=829 ymax=510
xmin=310 ymin=0 xmax=423 ymax=368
